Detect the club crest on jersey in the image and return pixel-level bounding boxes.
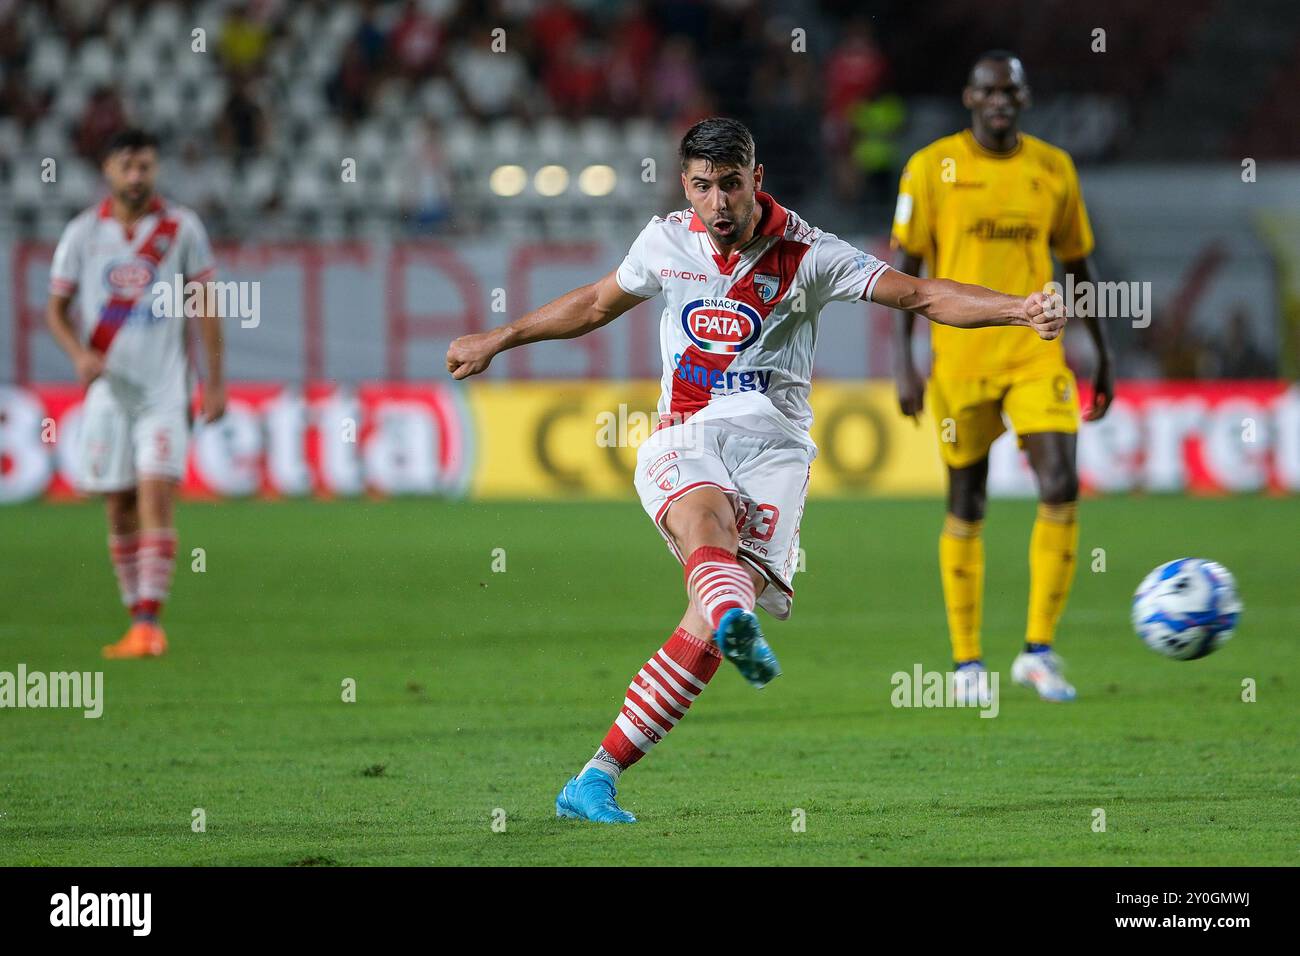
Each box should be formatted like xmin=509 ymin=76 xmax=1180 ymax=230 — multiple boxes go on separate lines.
xmin=655 ymin=465 xmax=680 ymax=491
xmin=103 ymin=258 xmax=157 ymax=298
xmin=680 ymin=297 xmax=762 ymax=354
xmin=753 ymin=273 xmax=780 ymax=304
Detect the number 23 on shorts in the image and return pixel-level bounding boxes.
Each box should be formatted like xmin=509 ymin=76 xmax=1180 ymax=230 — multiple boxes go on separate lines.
xmin=736 ymin=500 xmax=779 ymax=542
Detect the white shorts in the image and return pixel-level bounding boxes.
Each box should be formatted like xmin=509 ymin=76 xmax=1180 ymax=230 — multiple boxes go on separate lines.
xmin=634 ymin=415 xmax=814 ymax=620
xmin=78 ymin=376 xmax=190 ymax=492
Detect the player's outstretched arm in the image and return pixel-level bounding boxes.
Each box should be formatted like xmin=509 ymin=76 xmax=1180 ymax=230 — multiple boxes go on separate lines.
xmin=446 ymin=270 xmax=646 ymax=380
xmin=872 ymin=269 xmax=1066 ymax=340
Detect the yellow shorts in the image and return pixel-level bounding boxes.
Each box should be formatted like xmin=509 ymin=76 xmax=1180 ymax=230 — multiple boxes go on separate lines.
xmin=929 ymin=365 xmax=1079 ymax=469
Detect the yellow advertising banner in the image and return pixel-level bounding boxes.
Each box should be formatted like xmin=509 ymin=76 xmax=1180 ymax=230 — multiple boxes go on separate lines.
xmin=468 ymin=381 xmax=946 ymax=498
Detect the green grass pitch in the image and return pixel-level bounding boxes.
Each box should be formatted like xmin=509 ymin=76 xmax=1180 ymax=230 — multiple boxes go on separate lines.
xmin=1 ymin=496 xmax=1296 ymax=866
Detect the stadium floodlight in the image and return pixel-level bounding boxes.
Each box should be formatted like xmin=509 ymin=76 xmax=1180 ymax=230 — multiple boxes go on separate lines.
xmin=534 ymin=165 xmax=570 ymax=197
xmin=489 ymin=165 xmax=528 ymax=197
xmin=578 ymin=165 xmax=617 ymax=197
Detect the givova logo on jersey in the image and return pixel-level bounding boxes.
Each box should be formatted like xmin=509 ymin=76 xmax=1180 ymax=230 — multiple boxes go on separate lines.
xmin=680 ymin=297 xmax=762 ymax=354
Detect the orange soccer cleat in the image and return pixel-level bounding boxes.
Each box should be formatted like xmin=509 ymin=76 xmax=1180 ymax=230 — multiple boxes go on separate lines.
xmin=102 ymin=621 xmax=168 ymax=659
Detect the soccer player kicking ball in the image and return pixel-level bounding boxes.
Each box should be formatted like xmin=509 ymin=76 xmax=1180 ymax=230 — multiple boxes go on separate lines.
xmin=891 ymin=53 xmax=1115 ymax=703
xmin=446 ymin=118 xmax=1065 ymax=823
xmin=46 ymin=128 xmax=224 ymax=659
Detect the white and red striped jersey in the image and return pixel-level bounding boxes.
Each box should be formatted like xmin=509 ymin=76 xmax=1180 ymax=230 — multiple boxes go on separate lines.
xmin=616 ymin=191 xmax=889 ymax=439
xmin=50 ymin=196 xmax=215 ymax=399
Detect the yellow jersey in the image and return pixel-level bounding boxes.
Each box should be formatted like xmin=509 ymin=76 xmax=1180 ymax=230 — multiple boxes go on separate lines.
xmin=891 ymin=130 xmax=1094 ymax=377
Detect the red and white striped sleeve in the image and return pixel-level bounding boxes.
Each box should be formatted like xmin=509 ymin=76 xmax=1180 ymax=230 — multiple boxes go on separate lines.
xmin=49 ymin=216 xmax=85 ymax=297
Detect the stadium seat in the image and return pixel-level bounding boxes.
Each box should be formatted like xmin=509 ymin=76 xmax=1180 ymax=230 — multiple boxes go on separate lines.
xmin=10 ymin=153 xmax=49 ymax=209
xmin=27 ymin=36 xmax=69 ymax=89
xmin=230 ymin=157 xmax=279 ymax=213
xmin=288 ymin=84 xmax=327 ymax=128
xmin=194 ymin=77 xmax=229 ymax=128
xmin=418 ymin=80 xmax=460 ymax=122
xmin=174 ymin=46 xmax=213 ymax=84
xmin=76 ymin=38 xmax=117 ymax=87
xmin=577 ymin=118 xmax=617 ymax=160
xmin=152 ymin=85 xmax=184 ymax=128
xmin=59 ymin=159 xmax=99 ymax=208
xmin=53 ymin=79 xmax=91 ymax=123
xmin=142 ymin=2 xmax=186 ymax=48
xmin=30 ymin=118 xmax=67 ymax=157
xmin=286 ymin=163 xmax=330 ymax=212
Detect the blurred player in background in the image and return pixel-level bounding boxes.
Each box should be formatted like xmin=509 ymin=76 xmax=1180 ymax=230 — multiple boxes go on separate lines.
xmin=890 ymin=53 xmax=1115 ymax=702
xmin=45 ymin=128 xmax=225 ymax=659
xmin=448 ymin=117 xmax=1066 ymax=823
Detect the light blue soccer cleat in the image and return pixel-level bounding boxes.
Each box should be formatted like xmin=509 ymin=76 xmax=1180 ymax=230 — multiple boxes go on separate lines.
xmin=555 ymin=767 xmax=637 ymax=823
xmin=714 ymin=607 xmax=781 ymax=689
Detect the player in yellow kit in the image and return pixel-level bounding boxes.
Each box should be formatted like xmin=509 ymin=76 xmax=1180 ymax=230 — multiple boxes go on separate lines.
xmin=891 ymin=52 xmax=1114 ymax=701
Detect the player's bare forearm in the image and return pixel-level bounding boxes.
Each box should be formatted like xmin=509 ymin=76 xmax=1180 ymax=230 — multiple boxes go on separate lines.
xmin=1063 ymin=255 xmax=1116 ymax=420
xmin=890 ymin=251 xmax=923 ymax=374
xmin=446 ymin=271 xmax=644 ymax=380
xmin=46 ymin=294 xmax=104 ymax=385
xmin=1062 ymin=256 xmax=1112 ymax=359
xmin=499 ymin=281 xmax=615 ymax=348
xmin=889 ymin=251 xmax=926 ymax=418
xmin=198 ymin=311 xmax=225 ymax=386
xmin=45 ymin=295 xmax=83 ymax=361
xmin=197 ymin=308 xmax=227 ymax=420
xmin=874 ymin=270 xmax=1065 ymax=340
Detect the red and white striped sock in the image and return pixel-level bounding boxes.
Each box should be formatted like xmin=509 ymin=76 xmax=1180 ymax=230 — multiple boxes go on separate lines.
xmin=134 ymin=528 xmax=178 ymax=622
xmin=684 ymin=545 xmax=756 ymax=632
xmin=108 ymin=532 xmax=140 ymax=612
xmin=583 ymin=627 xmax=722 ymax=779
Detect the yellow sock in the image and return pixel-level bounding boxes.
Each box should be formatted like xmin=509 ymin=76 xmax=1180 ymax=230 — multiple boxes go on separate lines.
xmin=1026 ymin=501 xmax=1079 ymax=646
xmin=939 ymin=514 xmax=984 ymax=663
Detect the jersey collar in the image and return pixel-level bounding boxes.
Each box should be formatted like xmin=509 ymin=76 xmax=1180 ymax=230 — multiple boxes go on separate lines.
xmin=963 ymin=129 xmax=1023 ymax=159
xmin=98 ymin=194 xmax=166 ymax=219
xmin=98 ymin=194 xmax=166 ymax=240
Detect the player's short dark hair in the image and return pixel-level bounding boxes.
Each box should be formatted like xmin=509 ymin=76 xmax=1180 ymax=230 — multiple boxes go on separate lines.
xmin=679 ymin=118 xmax=755 ymax=173
xmin=968 ymin=50 xmax=1026 ymax=83
xmin=102 ymin=127 xmax=159 ymax=161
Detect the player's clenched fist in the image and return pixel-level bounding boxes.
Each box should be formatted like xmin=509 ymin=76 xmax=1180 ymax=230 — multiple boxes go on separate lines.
xmin=446 ymin=331 xmax=502 ymax=380
xmin=1022 ymin=290 xmax=1066 ymax=340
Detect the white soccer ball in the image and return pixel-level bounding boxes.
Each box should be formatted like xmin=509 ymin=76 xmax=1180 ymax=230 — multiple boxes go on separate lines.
xmin=1132 ymin=558 xmax=1242 ymax=660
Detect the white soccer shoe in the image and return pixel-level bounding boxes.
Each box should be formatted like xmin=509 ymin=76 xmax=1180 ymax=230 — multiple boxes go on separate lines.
xmin=1011 ymin=649 xmax=1076 ymax=702
xmin=952 ymin=664 xmax=991 ymax=707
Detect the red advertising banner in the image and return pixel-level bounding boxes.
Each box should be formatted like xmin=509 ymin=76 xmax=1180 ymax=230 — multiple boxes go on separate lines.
xmin=1075 ymin=381 xmax=1299 ymax=495
xmin=0 ymin=380 xmax=1295 ymax=502
xmin=0 ymin=383 xmax=474 ymax=503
